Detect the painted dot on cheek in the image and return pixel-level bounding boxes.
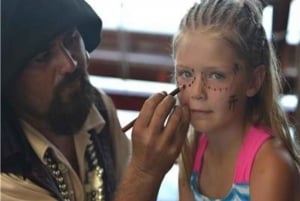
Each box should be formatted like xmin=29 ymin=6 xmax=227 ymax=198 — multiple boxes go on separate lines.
xmin=228 ymin=95 xmax=238 ymax=110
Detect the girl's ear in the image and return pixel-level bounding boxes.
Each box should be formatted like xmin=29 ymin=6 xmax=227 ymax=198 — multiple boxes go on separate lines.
xmin=246 ymin=65 xmax=266 ymax=97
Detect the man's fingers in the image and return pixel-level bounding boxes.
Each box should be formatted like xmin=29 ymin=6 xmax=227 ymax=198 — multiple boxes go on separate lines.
xmin=163 ymin=105 xmax=189 ymax=144
xmin=149 ymin=95 xmax=176 ymax=130
xmin=134 ymin=92 xmax=167 ymax=131
xmin=172 ymin=105 xmax=190 ymax=146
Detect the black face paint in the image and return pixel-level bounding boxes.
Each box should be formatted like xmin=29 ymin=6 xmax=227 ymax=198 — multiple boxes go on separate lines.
xmin=177 ymin=66 xmax=237 ymax=93
xmin=228 ymin=95 xmax=238 ymax=110
xmin=188 ymin=68 xmax=195 ymax=87
xmin=233 ymin=64 xmax=240 ymax=75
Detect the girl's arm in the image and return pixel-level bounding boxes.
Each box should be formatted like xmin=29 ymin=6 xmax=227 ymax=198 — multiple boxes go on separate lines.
xmin=178 ymin=171 xmax=195 ymax=201
xmin=250 ymin=138 xmax=300 ymax=201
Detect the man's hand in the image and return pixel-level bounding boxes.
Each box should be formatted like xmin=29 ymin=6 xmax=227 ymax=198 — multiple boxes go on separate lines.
xmin=130 ymin=92 xmax=190 ymax=180
xmin=113 ymin=92 xmax=189 ymax=201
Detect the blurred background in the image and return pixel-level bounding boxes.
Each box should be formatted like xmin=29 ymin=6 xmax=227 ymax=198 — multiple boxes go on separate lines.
xmin=85 ymin=0 xmax=300 ymax=200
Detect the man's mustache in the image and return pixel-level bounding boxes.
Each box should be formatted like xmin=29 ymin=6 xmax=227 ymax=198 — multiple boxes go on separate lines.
xmin=59 ymin=68 xmax=85 ymax=86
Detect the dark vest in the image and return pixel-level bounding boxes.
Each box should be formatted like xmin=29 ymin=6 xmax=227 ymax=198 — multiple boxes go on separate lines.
xmin=1 ymin=89 xmax=116 ymax=201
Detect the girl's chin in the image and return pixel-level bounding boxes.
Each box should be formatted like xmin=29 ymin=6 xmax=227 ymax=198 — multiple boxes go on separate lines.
xmin=191 ymin=122 xmax=210 ymax=133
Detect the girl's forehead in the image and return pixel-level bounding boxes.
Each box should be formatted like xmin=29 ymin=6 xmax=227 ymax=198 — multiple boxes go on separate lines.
xmin=175 ymin=64 xmax=237 ymax=72
xmin=177 ymin=31 xmax=235 ymax=56
xmin=175 ymin=31 xmax=244 ymax=70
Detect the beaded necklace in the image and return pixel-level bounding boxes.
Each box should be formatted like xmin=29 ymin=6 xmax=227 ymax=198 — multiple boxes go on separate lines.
xmin=44 ymin=138 xmax=105 ymax=201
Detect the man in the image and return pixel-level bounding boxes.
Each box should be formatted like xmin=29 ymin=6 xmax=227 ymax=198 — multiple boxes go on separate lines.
xmin=1 ymin=0 xmax=190 ymax=201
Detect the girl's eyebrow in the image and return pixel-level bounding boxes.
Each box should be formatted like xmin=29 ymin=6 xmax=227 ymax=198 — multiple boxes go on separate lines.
xmin=175 ymin=64 xmax=194 ymax=69
xmin=176 ymin=64 xmax=219 ymax=71
xmin=177 ymin=64 xmax=236 ymax=71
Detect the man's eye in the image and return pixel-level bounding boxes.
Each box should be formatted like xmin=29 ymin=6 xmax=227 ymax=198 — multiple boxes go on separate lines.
xmin=33 ymin=50 xmax=51 ymax=62
xmin=64 ymin=31 xmax=78 ymax=49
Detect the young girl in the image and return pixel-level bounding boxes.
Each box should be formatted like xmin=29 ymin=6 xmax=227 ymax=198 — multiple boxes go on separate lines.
xmin=172 ymin=0 xmax=300 ymax=200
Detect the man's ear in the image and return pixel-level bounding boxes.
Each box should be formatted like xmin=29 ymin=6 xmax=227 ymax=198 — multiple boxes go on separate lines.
xmin=246 ymin=65 xmax=266 ymax=97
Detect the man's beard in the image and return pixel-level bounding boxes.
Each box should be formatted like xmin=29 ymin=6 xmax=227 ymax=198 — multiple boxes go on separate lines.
xmin=46 ymin=69 xmax=95 ymax=136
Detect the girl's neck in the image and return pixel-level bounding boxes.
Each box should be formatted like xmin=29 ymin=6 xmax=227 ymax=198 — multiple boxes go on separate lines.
xmin=204 ymin=123 xmax=249 ymax=157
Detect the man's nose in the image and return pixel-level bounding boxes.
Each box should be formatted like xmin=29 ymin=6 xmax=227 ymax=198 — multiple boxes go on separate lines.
xmin=57 ymin=46 xmax=78 ymax=74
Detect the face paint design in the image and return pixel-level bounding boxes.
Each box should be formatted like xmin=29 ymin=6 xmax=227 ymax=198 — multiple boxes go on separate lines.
xmin=227 ymin=64 xmax=240 ymax=110
xmin=175 ymin=67 xmax=195 ymax=88
xmin=228 ymin=95 xmax=238 ymax=110
xmin=175 ymin=66 xmax=236 ymax=92
xmin=233 ymin=64 xmax=240 ymax=75
xmin=188 ymin=68 xmax=195 ymax=87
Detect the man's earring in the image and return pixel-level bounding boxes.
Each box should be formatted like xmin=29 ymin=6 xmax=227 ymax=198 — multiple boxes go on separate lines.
xmin=86 ymin=51 xmax=90 ymax=66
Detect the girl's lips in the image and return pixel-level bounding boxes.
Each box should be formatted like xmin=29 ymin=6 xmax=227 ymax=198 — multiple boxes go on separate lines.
xmin=190 ymin=109 xmax=213 ymax=117
xmin=190 ymin=109 xmax=212 ymax=113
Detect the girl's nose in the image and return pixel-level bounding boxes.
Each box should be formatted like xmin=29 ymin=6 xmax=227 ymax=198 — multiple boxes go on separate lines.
xmin=57 ymin=46 xmax=78 ymax=74
xmin=190 ymin=74 xmax=206 ymax=100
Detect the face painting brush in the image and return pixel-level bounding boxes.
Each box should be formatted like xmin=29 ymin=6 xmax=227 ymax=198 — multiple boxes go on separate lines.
xmin=121 ymin=85 xmax=185 ymax=133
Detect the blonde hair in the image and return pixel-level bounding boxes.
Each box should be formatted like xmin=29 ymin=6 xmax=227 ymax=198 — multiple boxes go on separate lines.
xmin=173 ymin=0 xmax=300 ymax=183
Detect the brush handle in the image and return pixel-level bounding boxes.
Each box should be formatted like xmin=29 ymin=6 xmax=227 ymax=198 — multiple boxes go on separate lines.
xmin=121 ymin=119 xmax=136 ymax=133
xmin=121 ymin=86 xmax=184 ymax=133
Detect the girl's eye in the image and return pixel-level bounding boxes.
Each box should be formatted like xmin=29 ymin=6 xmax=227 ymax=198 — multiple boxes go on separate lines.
xmin=178 ymin=70 xmax=193 ymax=79
xmin=207 ymin=71 xmax=226 ymax=80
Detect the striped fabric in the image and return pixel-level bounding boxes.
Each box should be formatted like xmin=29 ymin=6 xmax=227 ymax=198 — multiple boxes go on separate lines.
xmin=191 ymin=172 xmax=250 ymax=201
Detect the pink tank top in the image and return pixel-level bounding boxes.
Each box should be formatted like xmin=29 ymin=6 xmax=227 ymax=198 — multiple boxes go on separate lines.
xmin=190 ymin=126 xmax=272 ymax=200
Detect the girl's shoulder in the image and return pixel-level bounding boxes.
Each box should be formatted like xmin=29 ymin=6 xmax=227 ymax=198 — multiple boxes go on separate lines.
xmin=253 ymin=137 xmax=298 ymax=175
xmin=250 ymin=137 xmax=300 ymax=200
